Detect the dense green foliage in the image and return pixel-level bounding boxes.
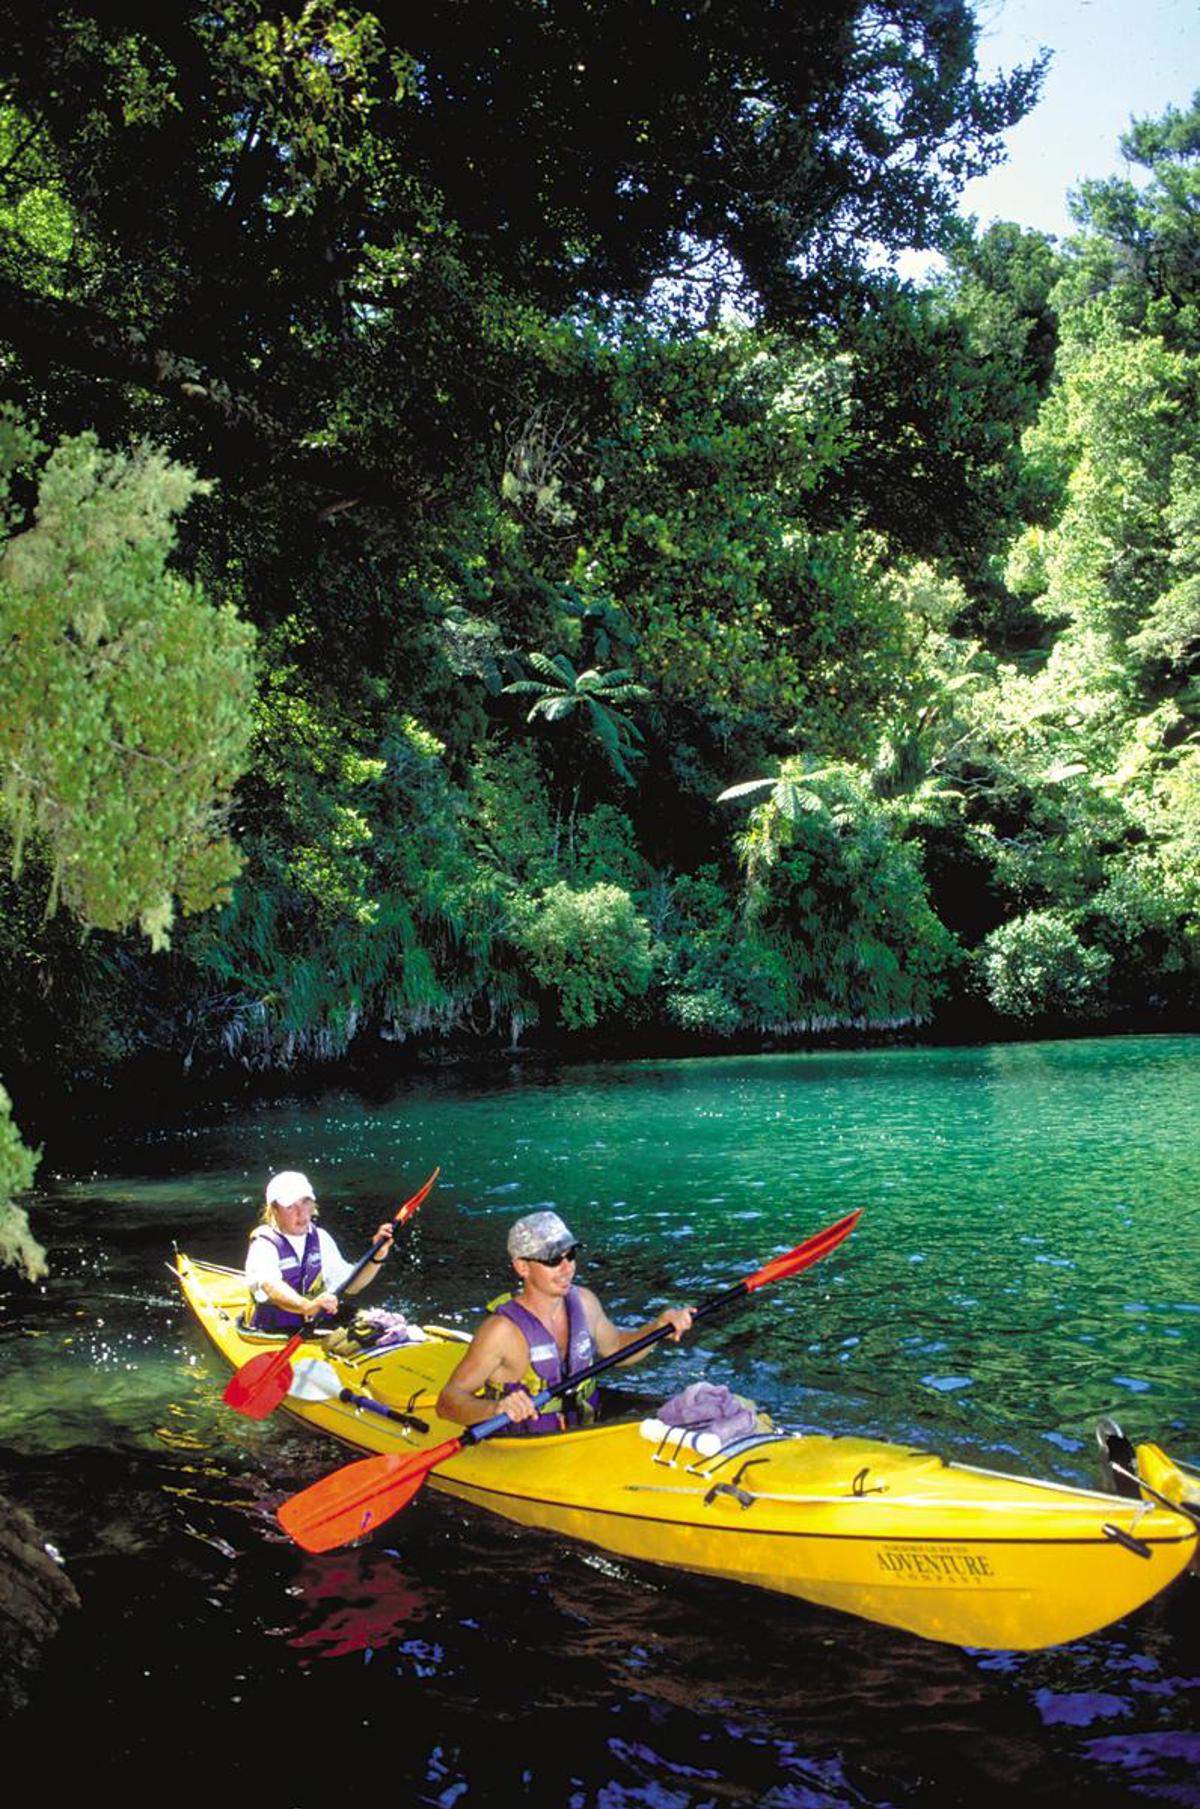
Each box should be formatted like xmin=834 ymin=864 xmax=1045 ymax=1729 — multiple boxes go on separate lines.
xmin=0 ymin=423 xmax=256 ymax=1267
xmin=0 ymin=1082 xmax=40 ymax=1278
xmin=0 ymin=430 xmax=256 ymax=944
xmin=0 ymin=7 xmax=1197 ymax=1264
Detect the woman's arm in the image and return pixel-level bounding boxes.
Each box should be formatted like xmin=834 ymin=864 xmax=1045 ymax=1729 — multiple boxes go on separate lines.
xmin=342 ymin=1221 xmax=396 ymax=1296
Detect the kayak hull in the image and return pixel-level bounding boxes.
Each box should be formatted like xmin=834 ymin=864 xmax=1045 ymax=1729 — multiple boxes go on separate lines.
xmin=430 ymin=1428 xmax=1197 ymax=1652
xmin=175 ymin=1255 xmax=1197 ymax=1651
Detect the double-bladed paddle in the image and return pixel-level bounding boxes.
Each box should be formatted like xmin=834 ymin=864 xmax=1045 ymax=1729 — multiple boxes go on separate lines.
xmin=222 ymin=1166 xmax=440 ymax=1420
xmin=276 ymin=1205 xmax=862 ymax=1553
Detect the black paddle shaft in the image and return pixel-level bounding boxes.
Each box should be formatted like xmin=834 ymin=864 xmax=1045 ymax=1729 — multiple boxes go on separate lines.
xmin=302 ymin=1226 xmax=394 ymax=1331
xmin=546 ymin=1279 xmax=750 ymax=1413
xmin=306 ymin=1169 xmax=438 ymax=1326
xmin=454 ymin=1213 xmax=860 ymax=1451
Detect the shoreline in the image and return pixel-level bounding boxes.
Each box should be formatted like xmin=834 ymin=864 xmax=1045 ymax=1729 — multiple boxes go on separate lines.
xmin=10 ymin=1004 xmax=1198 ymax=1176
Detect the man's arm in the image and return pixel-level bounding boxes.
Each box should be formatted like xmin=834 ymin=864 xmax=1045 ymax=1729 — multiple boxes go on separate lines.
xmin=436 ymin=1316 xmax=540 ymax=1427
xmin=579 ymin=1287 xmax=695 ymax=1363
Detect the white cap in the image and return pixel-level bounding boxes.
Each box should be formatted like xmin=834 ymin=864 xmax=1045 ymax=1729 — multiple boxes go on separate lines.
xmin=266 ymin=1171 xmax=315 ymax=1209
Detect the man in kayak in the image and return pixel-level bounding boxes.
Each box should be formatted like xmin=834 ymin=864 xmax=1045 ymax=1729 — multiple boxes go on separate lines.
xmin=436 ymin=1209 xmax=694 ymax=1433
xmin=244 ymin=1170 xmax=395 ymax=1331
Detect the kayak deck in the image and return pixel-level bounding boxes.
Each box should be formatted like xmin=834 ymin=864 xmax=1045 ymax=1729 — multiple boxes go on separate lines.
xmin=175 ymin=1254 xmax=1198 ymax=1651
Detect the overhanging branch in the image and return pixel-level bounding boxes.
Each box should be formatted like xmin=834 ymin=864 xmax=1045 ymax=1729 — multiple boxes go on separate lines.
xmin=0 ymin=275 xmax=429 ymax=521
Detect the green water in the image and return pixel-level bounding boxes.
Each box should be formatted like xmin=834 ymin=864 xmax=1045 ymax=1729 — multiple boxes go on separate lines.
xmin=2 ymin=1033 xmax=1198 ymax=1804
xmin=15 ymin=1033 xmax=1195 ymax=1459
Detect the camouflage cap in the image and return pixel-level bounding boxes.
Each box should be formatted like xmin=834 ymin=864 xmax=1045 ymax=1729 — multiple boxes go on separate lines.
xmin=507 ymin=1209 xmax=577 ymax=1262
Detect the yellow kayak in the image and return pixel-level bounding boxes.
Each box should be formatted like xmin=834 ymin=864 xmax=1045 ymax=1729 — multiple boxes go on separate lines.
xmin=175 ymin=1254 xmax=1198 ymax=1652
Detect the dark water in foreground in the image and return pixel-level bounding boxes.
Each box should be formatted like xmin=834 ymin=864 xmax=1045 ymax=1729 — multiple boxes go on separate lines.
xmin=2 ymin=1035 xmax=1198 ymax=1805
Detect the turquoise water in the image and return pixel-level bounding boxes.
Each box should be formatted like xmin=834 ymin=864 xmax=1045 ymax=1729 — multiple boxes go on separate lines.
xmin=2 ymin=1034 xmax=1198 ymax=1802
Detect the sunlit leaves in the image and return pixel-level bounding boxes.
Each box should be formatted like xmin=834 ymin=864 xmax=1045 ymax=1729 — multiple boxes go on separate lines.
xmin=719 ymin=759 xmax=959 ymax=1024
xmin=980 ymin=910 xmax=1111 ymax=1023
xmin=504 ymin=651 xmax=652 ymax=783
xmin=560 ymin=326 xmax=917 ymax=747
xmin=0 ymin=1083 xmax=41 ymax=1279
xmin=518 ymin=881 xmax=652 ymax=1029
xmin=0 ymin=431 xmax=256 ymax=947
xmin=0 ymin=105 xmax=75 ymax=281
xmin=0 ymin=427 xmax=256 ymax=1271
xmin=717 ymin=772 xmax=830 ymax=823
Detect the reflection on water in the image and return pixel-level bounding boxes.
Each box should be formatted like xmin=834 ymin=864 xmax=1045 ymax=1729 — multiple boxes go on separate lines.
xmin=285 ymin=1552 xmax=435 ymax=1662
xmin=1 ymin=1034 xmax=1198 ymax=1803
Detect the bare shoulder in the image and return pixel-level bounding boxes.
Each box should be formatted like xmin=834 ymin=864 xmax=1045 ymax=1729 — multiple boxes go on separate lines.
xmin=465 ymin=1307 xmax=528 ymax=1372
xmin=573 ymin=1285 xmax=611 ymax=1336
xmin=442 ymin=1308 xmax=529 ymax=1403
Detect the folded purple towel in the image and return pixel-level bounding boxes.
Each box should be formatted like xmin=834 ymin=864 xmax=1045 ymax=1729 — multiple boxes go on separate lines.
xmin=361 ymin=1308 xmax=416 ymax=1351
xmin=657 ymin=1381 xmax=757 ymax=1446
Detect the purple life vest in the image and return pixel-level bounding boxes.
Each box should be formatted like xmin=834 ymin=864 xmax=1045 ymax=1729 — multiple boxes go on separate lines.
xmin=494 ymin=1288 xmax=597 ymax=1433
xmin=248 ymin=1225 xmax=324 ymax=1332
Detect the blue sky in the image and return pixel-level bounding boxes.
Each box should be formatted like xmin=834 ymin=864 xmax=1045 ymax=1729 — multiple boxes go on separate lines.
xmin=957 ymin=0 xmax=1198 ymax=239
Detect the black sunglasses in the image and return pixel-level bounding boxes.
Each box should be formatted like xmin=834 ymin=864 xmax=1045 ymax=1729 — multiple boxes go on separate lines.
xmin=531 ymin=1244 xmax=578 ymax=1267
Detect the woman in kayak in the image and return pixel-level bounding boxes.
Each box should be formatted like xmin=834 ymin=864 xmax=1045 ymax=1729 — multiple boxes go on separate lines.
xmin=245 ymin=1169 xmax=395 ymax=1331
xmin=436 ymin=1209 xmax=694 ymax=1433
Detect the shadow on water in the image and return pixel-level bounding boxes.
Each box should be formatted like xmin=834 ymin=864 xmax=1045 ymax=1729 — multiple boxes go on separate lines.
xmin=3 ymin=1035 xmax=1199 ymax=1804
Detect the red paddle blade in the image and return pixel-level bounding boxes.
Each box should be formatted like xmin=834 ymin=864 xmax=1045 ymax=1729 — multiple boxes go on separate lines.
xmin=743 ymin=1208 xmax=861 ymax=1294
xmin=395 ymin=1165 xmax=440 ymax=1228
xmin=278 ymin=1437 xmax=464 ymax=1553
xmin=222 ymin=1337 xmax=301 ymax=1418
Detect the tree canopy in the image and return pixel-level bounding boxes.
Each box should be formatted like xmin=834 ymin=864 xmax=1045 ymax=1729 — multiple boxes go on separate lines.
xmin=0 ymin=2 xmax=1040 ymax=514
xmin=2 ymin=16 xmax=1198 ymax=1272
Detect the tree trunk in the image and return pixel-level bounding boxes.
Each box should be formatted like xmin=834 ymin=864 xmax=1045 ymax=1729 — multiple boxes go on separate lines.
xmin=0 ymin=1487 xmax=79 ymax=1713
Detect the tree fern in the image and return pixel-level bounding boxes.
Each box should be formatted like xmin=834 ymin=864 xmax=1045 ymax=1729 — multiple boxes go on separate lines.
xmin=504 ymin=652 xmax=652 ymax=783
